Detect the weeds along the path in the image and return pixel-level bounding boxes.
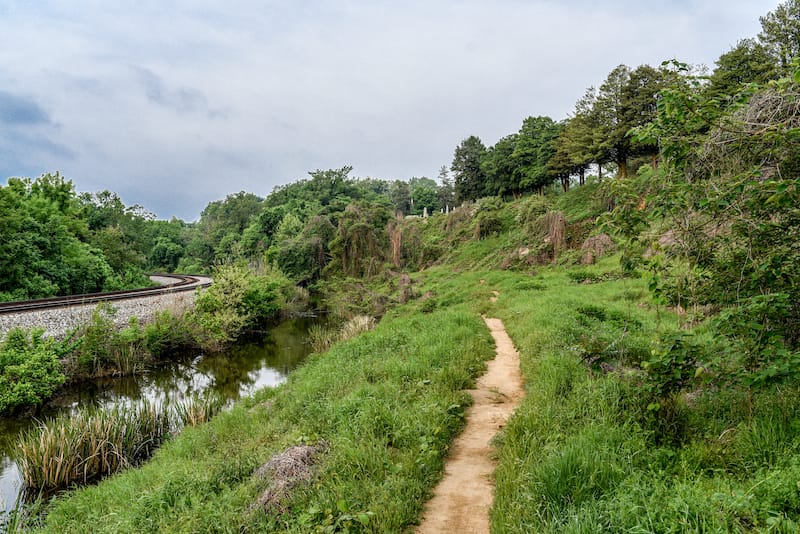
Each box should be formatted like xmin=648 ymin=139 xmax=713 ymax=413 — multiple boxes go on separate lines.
xmin=33 ymin=303 xmax=494 ymax=533
xmin=483 ymin=259 xmax=800 ymax=533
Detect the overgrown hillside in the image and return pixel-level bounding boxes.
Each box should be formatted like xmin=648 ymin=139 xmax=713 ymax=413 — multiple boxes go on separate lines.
xmin=21 ymin=169 xmax=800 ymax=531
xmin=5 ymin=1 xmax=800 ymax=531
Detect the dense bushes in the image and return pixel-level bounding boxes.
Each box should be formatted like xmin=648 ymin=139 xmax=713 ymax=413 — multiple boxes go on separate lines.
xmin=0 ymin=329 xmax=67 ymax=413
xmin=0 ymin=262 xmax=294 ymax=414
xmin=192 ymin=263 xmax=289 ymax=350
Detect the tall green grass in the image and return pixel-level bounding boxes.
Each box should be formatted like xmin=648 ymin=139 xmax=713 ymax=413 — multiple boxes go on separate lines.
xmin=483 ymin=262 xmax=800 ymax=532
xmin=17 ymin=394 xmax=225 ymax=496
xmin=17 ymin=401 xmax=171 ymax=492
xmin=32 ymin=304 xmax=493 ymax=533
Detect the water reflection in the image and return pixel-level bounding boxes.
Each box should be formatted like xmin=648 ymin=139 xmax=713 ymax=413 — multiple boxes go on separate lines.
xmin=0 ymin=316 xmax=315 ymax=518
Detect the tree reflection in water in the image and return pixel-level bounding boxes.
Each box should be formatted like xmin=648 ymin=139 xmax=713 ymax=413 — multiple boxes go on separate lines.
xmin=0 ymin=316 xmax=317 ymax=516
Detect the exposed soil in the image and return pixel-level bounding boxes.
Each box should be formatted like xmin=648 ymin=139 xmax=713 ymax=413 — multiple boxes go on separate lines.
xmin=416 ymin=313 xmax=524 ymax=533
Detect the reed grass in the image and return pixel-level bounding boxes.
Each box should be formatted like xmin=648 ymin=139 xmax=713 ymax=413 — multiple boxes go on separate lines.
xmin=17 ymin=401 xmax=170 ymax=491
xmin=16 ymin=393 xmax=228 ymax=495
xmin=308 ymin=314 xmax=377 ymax=353
xmin=174 ymin=394 xmax=225 ymax=427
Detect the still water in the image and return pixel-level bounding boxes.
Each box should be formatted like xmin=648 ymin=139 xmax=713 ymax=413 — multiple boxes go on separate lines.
xmin=0 ymin=317 xmax=316 ymax=518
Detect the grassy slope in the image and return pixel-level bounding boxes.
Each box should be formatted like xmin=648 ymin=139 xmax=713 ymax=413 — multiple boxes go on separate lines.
xmin=493 ymin=271 xmax=800 ymax=532
xmin=33 ymin=185 xmax=800 ymax=532
xmin=35 ymin=304 xmax=493 ymax=533
xmin=480 ymin=264 xmax=800 ymax=532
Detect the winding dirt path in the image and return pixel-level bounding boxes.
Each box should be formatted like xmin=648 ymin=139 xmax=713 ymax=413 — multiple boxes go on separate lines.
xmin=416 ymin=312 xmax=524 ymax=533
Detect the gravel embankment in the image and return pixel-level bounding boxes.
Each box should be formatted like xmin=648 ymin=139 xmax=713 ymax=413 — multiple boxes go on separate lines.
xmin=0 ymin=291 xmax=197 ymax=340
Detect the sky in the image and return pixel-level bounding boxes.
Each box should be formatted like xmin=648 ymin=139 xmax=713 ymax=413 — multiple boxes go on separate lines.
xmin=0 ymin=0 xmax=781 ymax=221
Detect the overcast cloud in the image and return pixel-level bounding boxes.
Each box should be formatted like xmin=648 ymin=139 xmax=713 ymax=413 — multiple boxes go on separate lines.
xmin=0 ymin=0 xmax=780 ymax=220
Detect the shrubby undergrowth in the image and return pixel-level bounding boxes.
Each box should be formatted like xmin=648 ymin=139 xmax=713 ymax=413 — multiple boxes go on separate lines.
xmin=0 ymin=328 xmax=67 ymax=413
xmin=1 ymin=262 xmax=294 ymax=415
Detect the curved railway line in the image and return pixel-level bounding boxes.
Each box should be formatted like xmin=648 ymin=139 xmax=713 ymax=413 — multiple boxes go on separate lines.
xmin=0 ymin=274 xmax=212 ymax=314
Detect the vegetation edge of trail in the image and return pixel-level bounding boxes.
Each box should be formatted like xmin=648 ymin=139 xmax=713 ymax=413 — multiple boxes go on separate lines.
xmin=29 ymin=299 xmax=496 ymax=533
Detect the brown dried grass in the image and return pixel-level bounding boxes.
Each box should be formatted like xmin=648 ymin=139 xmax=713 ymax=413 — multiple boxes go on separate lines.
xmin=254 ymin=443 xmax=326 ymax=511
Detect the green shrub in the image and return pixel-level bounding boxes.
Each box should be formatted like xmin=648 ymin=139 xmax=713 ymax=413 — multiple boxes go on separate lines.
xmin=515 ymin=194 xmax=549 ymax=231
xmin=143 ymin=310 xmax=196 ymax=358
xmin=474 ymin=211 xmax=504 ymax=239
xmin=0 ymin=328 xmax=67 ymax=413
xmin=68 ymin=305 xmax=152 ymax=377
xmin=192 ymin=263 xmax=289 ymax=351
xmin=241 ymin=271 xmax=286 ymax=325
xmin=473 ymin=197 xmax=509 ymax=239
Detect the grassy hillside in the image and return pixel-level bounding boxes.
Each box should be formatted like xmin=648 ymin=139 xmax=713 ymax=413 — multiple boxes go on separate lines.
xmin=27 ymin=298 xmax=494 ymax=532
xmin=16 ymin=182 xmax=800 ymax=533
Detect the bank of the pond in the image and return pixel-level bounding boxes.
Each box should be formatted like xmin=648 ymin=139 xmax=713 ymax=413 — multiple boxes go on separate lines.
xmin=29 ymin=301 xmax=494 ymax=533
xmin=0 ymin=317 xmax=316 ymax=523
xmin=0 ymin=263 xmax=301 ymax=416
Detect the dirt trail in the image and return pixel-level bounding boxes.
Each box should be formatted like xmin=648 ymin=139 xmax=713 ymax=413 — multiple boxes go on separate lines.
xmin=416 ymin=311 xmax=524 ymax=534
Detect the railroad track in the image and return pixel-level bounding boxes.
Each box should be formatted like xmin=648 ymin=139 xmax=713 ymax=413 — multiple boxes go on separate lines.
xmin=0 ymin=274 xmax=212 ymax=314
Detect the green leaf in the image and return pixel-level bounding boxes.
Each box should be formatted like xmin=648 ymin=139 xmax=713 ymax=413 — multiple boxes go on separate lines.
xmin=694 ymin=367 xmax=704 ymax=378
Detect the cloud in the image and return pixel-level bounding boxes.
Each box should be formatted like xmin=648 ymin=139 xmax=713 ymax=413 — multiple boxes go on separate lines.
xmin=0 ymin=91 xmax=50 ymax=125
xmin=133 ymin=66 xmax=208 ymax=114
xmin=0 ymin=0 xmax=783 ymax=220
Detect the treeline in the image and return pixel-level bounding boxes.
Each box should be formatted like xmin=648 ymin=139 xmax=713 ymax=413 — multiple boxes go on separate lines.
xmin=4 ymin=1 xmax=799 ymax=308
xmin=0 ymin=173 xmax=190 ymax=301
xmin=179 ymin=167 xmax=453 ymax=286
xmin=0 ymin=167 xmax=448 ymax=301
xmin=448 ymin=1 xmax=796 ymax=203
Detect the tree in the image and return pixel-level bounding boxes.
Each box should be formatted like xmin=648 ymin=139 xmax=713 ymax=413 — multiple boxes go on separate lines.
xmin=305 ymin=166 xmax=357 ymax=206
xmin=437 ymin=165 xmax=455 ymax=209
xmin=389 ymin=180 xmax=412 ymax=215
xmin=623 ymin=64 xmax=669 ymax=170
xmin=326 ymin=202 xmax=391 ymax=278
xmin=593 ymin=64 xmax=665 ymax=178
xmin=268 ymin=214 xmax=335 ymax=284
xmin=407 ymin=176 xmax=439 ymax=214
xmin=512 ymin=116 xmax=561 ymax=193
xmin=149 ymin=237 xmax=184 ymax=271
xmin=481 ymin=134 xmax=520 ymax=197
xmin=411 ymin=184 xmax=440 ymax=215
xmin=547 ymin=122 xmax=576 ymax=192
xmin=706 ymin=39 xmax=777 ymax=100
xmin=560 ymin=88 xmax=601 ymax=185
xmin=593 ymin=65 xmax=632 ymax=177
xmin=194 ymin=191 xmax=263 ymax=266
xmin=759 ymin=0 xmax=800 ymax=71
xmin=241 ymin=205 xmax=286 ymax=256
xmin=451 ymin=136 xmax=487 ymax=202
xmin=0 ymin=175 xmax=119 ymax=300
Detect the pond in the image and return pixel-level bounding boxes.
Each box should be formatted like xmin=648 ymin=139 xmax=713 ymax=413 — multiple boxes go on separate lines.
xmin=0 ymin=316 xmax=317 ymax=519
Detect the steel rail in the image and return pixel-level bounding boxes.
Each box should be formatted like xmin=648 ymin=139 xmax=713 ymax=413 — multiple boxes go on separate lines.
xmin=0 ymin=274 xmax=211 ymax=314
